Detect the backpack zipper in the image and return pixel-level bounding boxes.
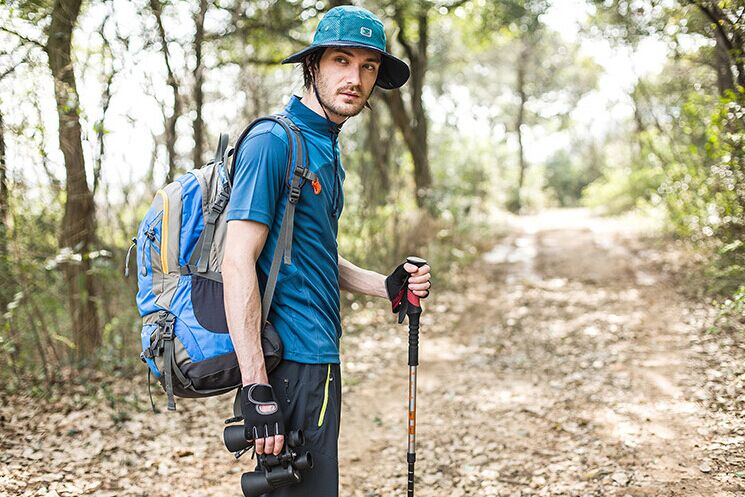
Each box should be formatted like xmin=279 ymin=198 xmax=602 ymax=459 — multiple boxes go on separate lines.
xmin=141 ymin=229 xmax=156 ymax=276
xmin=140 ymin=211 xmax=163 ymax=277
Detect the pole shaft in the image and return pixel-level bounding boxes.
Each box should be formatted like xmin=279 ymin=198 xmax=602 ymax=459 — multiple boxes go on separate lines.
xmin=408 ymin=365 xmax=417 ymax=453
xmin=407 ymin=314 xmax=419 ymax=497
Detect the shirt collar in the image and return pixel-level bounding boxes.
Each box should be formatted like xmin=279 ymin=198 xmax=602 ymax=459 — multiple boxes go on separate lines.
xmin=284 ymin=95 xmax=343 ymax=136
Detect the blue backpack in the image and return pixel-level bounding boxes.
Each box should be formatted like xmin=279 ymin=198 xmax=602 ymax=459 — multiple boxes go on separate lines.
xmin=125 ymin=115 xmax=316 ymax=411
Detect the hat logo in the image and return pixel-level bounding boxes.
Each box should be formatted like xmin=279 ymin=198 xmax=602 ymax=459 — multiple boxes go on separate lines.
xmin=360 ymin=27 xmax=373 ymax=37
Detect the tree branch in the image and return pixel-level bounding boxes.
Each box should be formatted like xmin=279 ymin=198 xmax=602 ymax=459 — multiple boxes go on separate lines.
xmin=0 ymin=51 xmax=32 ymax=81
xmin=392 ymin=4 xmax=417 ymax=63
xmin=687 ymin=0 xmax=734 ymax=51
xmin=437 ymin=0 xmax=471 ymax=9
xmin=0 ymin=26 xmax=45 ymax=50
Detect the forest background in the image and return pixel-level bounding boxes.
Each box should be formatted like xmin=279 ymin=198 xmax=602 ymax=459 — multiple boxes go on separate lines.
xmin=0 ymin=0 xmax=742 ymax=386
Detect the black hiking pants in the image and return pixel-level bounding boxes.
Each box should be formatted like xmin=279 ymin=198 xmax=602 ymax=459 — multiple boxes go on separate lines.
xmin=260 ymin=360 xmax=342 ymax=497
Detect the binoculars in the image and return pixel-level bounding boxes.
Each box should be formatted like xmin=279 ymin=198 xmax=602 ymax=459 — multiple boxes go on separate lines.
xmin=224 ymin=423 xmax=313 ymax=497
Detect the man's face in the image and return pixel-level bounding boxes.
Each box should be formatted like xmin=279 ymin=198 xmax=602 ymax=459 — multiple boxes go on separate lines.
xmin=312 ymin=47 xmax=381 ymax=119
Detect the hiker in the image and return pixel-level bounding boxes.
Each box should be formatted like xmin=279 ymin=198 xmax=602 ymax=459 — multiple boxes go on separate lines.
xmin=221 ymin=5 xmax=432 ymax=497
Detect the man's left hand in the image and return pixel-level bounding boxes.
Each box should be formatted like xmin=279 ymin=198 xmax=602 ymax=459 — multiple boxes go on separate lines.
xmin=385 ymin=260 xmax=432 ymax=313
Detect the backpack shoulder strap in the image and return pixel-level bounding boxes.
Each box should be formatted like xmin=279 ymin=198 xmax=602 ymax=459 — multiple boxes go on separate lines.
xmin=227 ymin=114 xmax=316 ymax=326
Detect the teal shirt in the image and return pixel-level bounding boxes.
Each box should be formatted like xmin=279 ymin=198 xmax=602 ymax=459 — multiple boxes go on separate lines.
xmin=226 ymin=96 xmax=345 ymax=364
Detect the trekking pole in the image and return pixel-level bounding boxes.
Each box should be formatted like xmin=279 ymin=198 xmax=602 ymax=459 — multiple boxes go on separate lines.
xmin=403 ymin=256 xmax=426 ymax=497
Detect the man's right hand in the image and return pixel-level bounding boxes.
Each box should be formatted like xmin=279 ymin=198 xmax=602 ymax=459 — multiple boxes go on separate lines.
xmin=240 ymin=383 xmax=285 ymax=455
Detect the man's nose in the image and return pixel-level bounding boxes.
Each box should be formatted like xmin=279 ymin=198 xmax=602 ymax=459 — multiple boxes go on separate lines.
xmin=345 ymin=65 xmax=362 ymax=86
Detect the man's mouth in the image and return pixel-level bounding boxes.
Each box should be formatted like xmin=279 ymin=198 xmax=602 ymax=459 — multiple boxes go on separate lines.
xmin=340 ymin=91 xmax=360 ymax=99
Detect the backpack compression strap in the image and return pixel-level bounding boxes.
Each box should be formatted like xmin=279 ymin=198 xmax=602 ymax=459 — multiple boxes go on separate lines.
xmin=194 ymin=132 xmax=232 ymax=275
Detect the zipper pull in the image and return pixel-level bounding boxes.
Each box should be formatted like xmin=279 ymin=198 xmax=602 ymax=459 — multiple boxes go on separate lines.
xmin=124 ymin=237 xmax=137 ymax=278
xmin=141 ymin=230 xmax=155 ymax=276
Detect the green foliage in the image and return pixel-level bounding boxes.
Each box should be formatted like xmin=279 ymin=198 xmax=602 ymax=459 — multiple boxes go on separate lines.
xmin=583 ymin=165 xmax=664 ymax=214
xmin=544 ymin=148 xmax=603 ymax=207
xmin=710 ymin=285 xmax=745 ymax=334
xmin=583 ymin=6 xmax=745 ymax=295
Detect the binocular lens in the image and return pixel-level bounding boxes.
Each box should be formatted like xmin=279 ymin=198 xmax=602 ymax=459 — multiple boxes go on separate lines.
xmin=241 ymin=471 xmax=273 ymax=497
xmin=224 ymin=425 xmax=251 ymax=453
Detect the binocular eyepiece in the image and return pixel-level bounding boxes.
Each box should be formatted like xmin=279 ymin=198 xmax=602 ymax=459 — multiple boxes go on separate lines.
xmin=223 ymin=423 xmax=313 ymax=497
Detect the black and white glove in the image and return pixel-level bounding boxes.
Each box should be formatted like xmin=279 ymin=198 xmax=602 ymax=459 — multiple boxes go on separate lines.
xmin=240 ymin=383 xmax=285 ymax=441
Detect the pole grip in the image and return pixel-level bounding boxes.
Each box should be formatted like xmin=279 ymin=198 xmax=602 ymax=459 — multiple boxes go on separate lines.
xmin=408 ymin=313 xmax=420 ymax=366
xmin=405 ymin=257 xmax=425 ymax=366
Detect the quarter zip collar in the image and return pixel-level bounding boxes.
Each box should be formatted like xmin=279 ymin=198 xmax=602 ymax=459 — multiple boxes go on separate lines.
xmin=285 ymin=95 xmax=343 ymax=137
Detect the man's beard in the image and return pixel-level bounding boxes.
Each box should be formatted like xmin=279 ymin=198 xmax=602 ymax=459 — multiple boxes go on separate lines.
xmin=314 ymin=74 xmax=371 ymax=118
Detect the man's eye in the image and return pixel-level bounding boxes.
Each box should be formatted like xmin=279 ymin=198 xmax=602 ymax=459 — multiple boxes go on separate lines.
xmin=364 ymin=64 xmax=377 ymax=71
xmin=336 ymin=57 xmax=347 ymax=64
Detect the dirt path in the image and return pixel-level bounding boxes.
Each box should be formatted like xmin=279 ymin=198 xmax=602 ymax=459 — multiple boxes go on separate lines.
xmin=1 ymin=209 xmax=741 ymax=497
xmin=339 ymin=209 xmax=740 ymax=497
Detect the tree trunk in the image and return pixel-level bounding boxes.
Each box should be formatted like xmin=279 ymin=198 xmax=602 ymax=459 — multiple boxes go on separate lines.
xmin=692 ymin=0 xmax=745 ymax=90
xmin=0 ymin=110 xmax=10 ymax=316
xmin=383 ymin=5 xmax=432 ymax=210
xmin=411 ymin=11 xmax=431 ymax=207
xmin=363 ymin=104 xmax=391 ymax=206
xmin=192 ymin=0 xmax=208 ymax=169
xmin=150 ymin=0 xmax=182 ymax=182
xmin=513 ymin=42 xmax=529 ymax=213
xmin=93 ymin=15 xmax=114 ymax=197
xmin=713 ymin=28 xmax=736 ymax=95
xmin=45 ymin=0 xmax=100 ymax=361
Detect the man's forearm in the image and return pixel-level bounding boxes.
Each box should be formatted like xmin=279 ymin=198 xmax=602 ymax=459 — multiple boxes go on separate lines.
xmin=338 ymin=255 xmax=388 ymax=298
xmin=223 ymin=258 xmax=268 ymax=386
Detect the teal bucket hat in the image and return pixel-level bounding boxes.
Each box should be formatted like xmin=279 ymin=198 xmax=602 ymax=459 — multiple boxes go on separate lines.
xmin=282 ymin=5 xmax=410 ymax=90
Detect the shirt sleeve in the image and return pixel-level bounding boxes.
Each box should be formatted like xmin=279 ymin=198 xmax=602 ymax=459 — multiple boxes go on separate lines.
xmin=226 ymin=126 xmax=289 ymax=227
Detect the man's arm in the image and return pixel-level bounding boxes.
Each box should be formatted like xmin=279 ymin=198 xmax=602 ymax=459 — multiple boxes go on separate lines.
xmin=338 ymin=255 xmax=388 ymax=297
xmin=338 ymin=255 xmax=431 ymax=298
xmin=223 ymin=220 xmax=286 ymax=457
xmin=223 ymin=219 xmax=270 ymax=386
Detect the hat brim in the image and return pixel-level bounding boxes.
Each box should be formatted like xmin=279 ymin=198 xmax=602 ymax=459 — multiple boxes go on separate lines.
xmin=281 ymin=41 xmax=410 ymax=90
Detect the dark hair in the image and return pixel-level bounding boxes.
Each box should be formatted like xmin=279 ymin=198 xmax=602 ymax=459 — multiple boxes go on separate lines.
xmin=302 ymin=49 xmax=325 ymax=90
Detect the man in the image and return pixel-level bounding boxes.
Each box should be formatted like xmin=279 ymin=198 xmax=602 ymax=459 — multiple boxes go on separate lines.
xmin=222 ymin=5 xmax=432 ymax=497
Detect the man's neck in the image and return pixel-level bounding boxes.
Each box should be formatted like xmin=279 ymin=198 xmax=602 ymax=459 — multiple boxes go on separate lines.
xmin=300 ymin=89 xmax=347 ymax=125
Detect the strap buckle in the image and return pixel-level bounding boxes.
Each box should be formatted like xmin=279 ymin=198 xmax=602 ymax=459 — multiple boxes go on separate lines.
xmin=156 ymin=311 xmax=176 ymax=341
xmin=210 ymin=188 xmax=231 ymax=217
xmin=289 ymin=185 xmax=301 ymax=204
xmin=294 ymin=165 xmax=316 ymax=182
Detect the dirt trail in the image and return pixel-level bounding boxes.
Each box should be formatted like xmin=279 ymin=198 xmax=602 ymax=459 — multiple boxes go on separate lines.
xmin=0 ymin=209 xmax=741 ymax=497
xmin=339 ymin=209 xmax=739 ymax=497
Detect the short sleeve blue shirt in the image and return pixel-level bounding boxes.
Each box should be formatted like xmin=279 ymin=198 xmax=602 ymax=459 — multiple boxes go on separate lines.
xmin=226 ymin=96 xmax=345 ymax=364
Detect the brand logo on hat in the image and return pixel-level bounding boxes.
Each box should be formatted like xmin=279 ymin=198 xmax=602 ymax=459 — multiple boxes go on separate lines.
xmin=360 ymin=27 xmax=373 ymax=37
